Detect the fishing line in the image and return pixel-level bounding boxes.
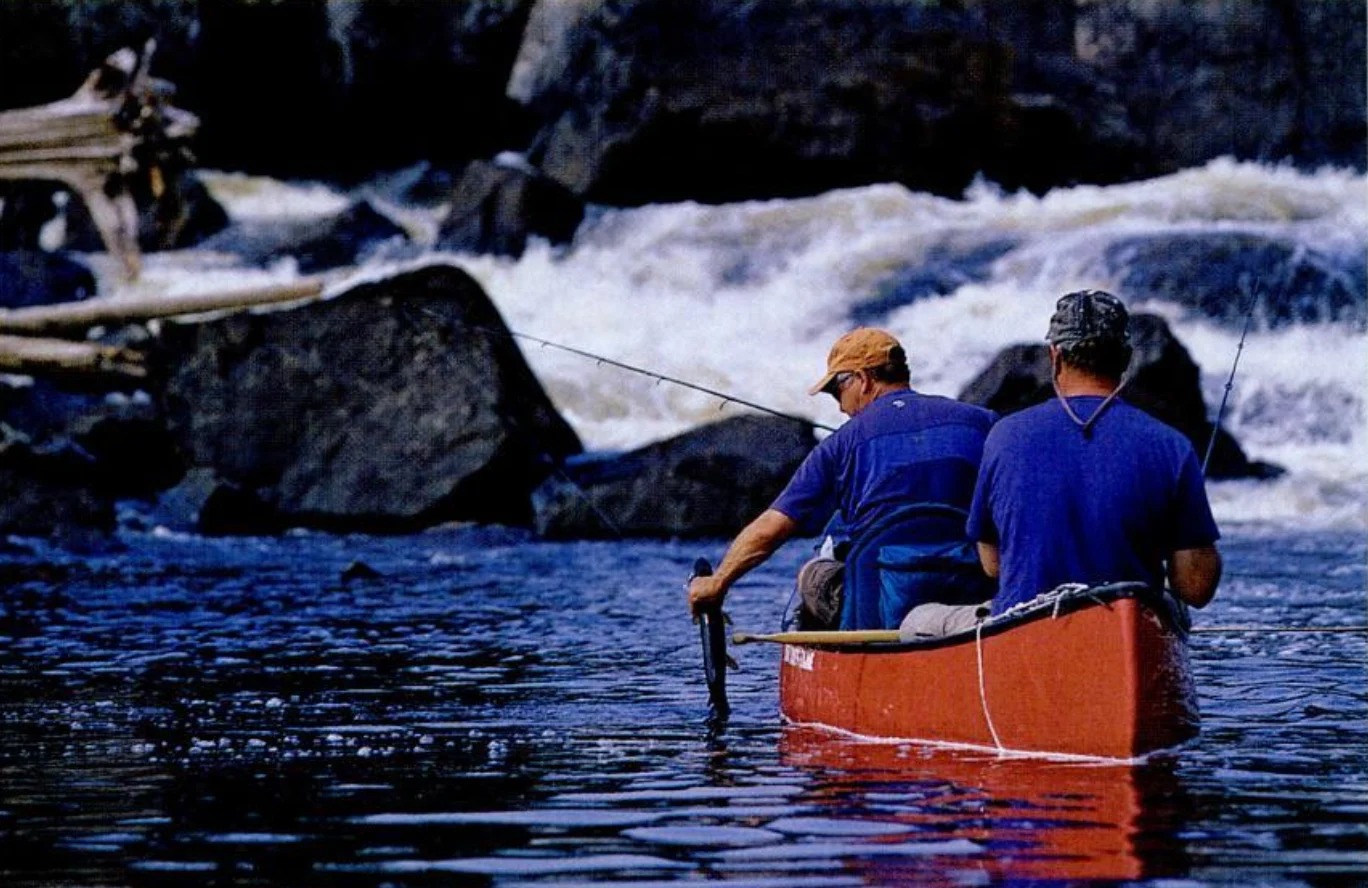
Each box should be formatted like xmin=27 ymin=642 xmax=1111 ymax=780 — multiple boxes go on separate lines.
xmin=397 ymin=304 xmax=629 ymax=539
xmin=1202 ymin=277 xmax=1260 ymax=474
xmin=1192 ymin=625 xmax=1368 ymax=634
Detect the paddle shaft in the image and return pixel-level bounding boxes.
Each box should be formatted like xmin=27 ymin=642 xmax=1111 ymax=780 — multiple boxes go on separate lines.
xmin=733 ymin=629 xmax=901 ymax=645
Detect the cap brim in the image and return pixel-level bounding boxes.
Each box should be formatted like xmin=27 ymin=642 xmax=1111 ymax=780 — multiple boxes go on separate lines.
xmin=808 ymin=370 xmax=839 ymax=397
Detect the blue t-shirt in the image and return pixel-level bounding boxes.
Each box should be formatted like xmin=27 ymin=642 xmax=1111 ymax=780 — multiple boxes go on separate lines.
xmin=967 ymin=396 xmax=1220 ymax=613
xmin=772 ymin=390 xmax=995 ymax=541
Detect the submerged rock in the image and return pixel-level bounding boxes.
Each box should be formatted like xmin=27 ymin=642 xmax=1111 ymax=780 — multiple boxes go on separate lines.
xmin=0 ymin=250 xmax=97 ymax=308
xmin=196 ymin=200 xmax=409 ymax=273
xmin=435 ymin=158 xmax=585 ymax=257
xmin=1105 ymin=232 xmax=1367 ymax=330
xmin=958 ymin=314 xmax=1281 ymax=480
xmin=154 ymin=264 xmax=582 ymax=533
xmin=532 ymin=414 xmax=816 ymax=539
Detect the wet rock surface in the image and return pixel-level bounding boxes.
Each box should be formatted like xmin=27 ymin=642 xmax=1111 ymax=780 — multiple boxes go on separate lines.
xmin=195 ymin=200 xmax=408 ymax=274
xmin=957 ymin=314 xmax=1282 ymax=480
xmin=1105 ymin=233 xmax=1367 ymax=330
xmin=154 ymin=265 xmax=582 ymax=534
xmin=532 ymin=414 xmax=815 ymax=539
xmin=435 ymin=158 xmax=585 ymax=258
xmin=0 ymin=250 xmax=97 ymax=308
xmin=1 ymin=1 xmax=1358 ymax=196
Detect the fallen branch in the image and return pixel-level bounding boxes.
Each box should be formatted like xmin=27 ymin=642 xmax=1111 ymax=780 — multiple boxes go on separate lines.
xmin=0 ymin=41 xmax=198 ymax=280
xmin=0 ymin=334 xmax=145 ymax=379
xmin=0 ymin=278 xmax=327 ymax=336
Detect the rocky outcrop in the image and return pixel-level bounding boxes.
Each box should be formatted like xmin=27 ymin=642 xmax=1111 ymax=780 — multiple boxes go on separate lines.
xmin=435 ymin=158 xmax=585 ymax=257
xmin=154 ymin=264 xmax=582 ymax=533
xmin=1104 ymin=232 xmax=1367 ymax=330
xmin=532 ymin=414 xmax=815 ymax=539
xmin=957 ymin=313 xmax=1281 ymax=480
xmin=1 ymin=1 xmax=1359 ymax=196
xmin=510 ymin=0 xmax=1364 ymax=204
xmin=1075 ymin=0 xmax=1367 ymax=175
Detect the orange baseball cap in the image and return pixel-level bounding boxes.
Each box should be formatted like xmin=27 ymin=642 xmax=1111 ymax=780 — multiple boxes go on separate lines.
xmin=809 ymin=328 xmax=903 ymax=395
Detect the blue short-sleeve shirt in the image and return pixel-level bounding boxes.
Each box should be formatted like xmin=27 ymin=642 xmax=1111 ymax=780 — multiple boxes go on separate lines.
xmin=772 ymin=391 xmax=996 ymax=541
xmin=968 ymin=396 xmax=1220 ymax=613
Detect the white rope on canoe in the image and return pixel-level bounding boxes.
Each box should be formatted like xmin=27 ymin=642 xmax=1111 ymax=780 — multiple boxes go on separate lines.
xmin=974 ymin=619 xmax=1005 ymax=752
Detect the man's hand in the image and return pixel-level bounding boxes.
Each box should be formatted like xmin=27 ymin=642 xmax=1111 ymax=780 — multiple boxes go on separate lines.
xmin=688 ymin=575 xmax=727 ymax=618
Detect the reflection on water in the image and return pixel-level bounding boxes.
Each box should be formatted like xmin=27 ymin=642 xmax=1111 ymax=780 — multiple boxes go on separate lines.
xmin=0 ymin=526 xmax=1364 ymax=885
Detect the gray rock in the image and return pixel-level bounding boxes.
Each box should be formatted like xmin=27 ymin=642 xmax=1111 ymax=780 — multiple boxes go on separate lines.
xmin=0 ymin=381 xmax=179 ymax=498
xmin=1105 ymin=232 xmax=1366 ymax=330
xmin=957 ymin=313 xmax=1281 ymax=480
xmin=532 ymin=414 xmax=816 ymax=539
xmin=435 ymin=158 xmax=585 ymax=257
xmin=196 ymin=200 xmax=408 ymax=273
xmin=154 ymin=264 xmax=581 ymax=533
xmin=0 ymin=424 xmax=115 ymax=542
xmin=0 ymin=250 xmax=97 ymax=308
xmin=1075 ymin=0 xmax=1367 ymax=173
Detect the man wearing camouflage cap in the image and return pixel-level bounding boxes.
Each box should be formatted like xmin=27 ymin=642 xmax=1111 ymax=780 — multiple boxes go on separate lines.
xmin=689 ymin=327 xmax=996 ymax=630
xmin=909 ymin=290 xmax=1222 ymax=635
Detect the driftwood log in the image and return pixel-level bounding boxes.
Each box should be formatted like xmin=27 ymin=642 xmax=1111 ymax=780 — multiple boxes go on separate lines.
xmin=0 ymin=41 xmax=197 ymax=279
xmin=0 ymin=334 xmax=145 ymax=379
xmin=0 ymin=277 xmax=326 ymax=337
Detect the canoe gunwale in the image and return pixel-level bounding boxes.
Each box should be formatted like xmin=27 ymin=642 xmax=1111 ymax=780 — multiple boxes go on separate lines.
xmin=785 ymin=582 xmax=1187 ymax=654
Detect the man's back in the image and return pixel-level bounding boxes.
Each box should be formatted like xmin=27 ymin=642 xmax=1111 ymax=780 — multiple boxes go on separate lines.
xmin=776 ymin=390 xmax=995 ymax=541
xmin=968 ymin=396 xmax=1218 ymax=613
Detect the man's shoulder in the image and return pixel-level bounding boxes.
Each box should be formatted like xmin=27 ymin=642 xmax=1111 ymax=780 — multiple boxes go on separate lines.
xmin=904 ymin=392 xmax=996 ymax=427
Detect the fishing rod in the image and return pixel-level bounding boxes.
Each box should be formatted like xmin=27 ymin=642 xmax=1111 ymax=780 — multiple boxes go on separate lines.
xmin=504 ymin=328 xmax=839 ymax=434
xmin=1202 ymin=279 xmax=1260 ymax=475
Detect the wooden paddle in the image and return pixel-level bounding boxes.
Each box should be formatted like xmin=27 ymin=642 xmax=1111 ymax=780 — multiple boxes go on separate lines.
xmin=732 ymin=629 xmax=902 ymax=645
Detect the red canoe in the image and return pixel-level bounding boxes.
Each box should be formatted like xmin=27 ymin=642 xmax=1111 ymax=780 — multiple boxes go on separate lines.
xmin=777 ymin=584 xmax=1199 ymax=760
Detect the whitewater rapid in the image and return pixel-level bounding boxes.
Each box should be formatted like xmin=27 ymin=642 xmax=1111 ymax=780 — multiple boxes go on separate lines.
xmin=132 ymin=159 xmax=1367 ymax=530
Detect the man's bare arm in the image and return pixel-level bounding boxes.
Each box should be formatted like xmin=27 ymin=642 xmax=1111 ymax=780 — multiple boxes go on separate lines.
xmin=1168 ymin=544 xmax=1222 ymax=608
xmin=688 ymin=509 xmax=798 ymax=615
xmin=976 ymin=542 xmax=1000 ymax=579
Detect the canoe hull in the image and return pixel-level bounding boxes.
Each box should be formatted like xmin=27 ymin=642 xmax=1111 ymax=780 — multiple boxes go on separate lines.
xmin=779 ymin=595 xmax=1198 ymax=759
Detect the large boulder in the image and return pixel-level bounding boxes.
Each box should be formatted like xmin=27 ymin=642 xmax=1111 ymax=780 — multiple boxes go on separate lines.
xmin=435 ymin=158 xmax=585 ymax=257
xmin=957 ymin=313 xmax=1281 ymax=480
xmin=1104 ymin=232 xmax=1367 ymax=330
xmin=532 ymin=414 xmax=816 ymax=539
xmin=153 ymin=264 xmax=581 ymax=533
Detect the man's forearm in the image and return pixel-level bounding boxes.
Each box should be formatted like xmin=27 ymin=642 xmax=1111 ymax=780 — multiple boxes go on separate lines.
xmin=712 ymin=509 xmax=798 ymax=591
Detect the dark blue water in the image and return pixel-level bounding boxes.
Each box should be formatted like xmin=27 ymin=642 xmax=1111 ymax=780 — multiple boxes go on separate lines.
xmin=1 ymin=523 xmax=1364 ymax=886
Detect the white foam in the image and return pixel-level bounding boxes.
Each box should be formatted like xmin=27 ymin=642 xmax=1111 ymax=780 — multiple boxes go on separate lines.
xmin=106 ymin=160 xmax=1368 ymax=529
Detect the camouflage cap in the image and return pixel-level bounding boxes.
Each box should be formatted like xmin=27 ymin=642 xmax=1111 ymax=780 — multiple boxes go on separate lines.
xmin=1046 ymin=290 xmax=1131 ymax=349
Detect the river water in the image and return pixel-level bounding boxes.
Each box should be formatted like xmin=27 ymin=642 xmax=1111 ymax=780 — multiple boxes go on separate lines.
xmin=3 ymin=160 xmax=1365 ymax=884
xmin=1 ymin=521 xmax=1364 ymax=886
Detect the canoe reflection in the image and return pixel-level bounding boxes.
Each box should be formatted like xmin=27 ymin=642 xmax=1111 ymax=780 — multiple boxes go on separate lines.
xmin=779 ymin=726 xmax=1192 ymax=883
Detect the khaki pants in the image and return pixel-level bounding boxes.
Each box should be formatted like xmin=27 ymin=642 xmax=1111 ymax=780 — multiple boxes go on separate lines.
xmin=796 ymin=556 xmax=844 ymax=630
xmin=898 ymin=601 xmax=990 ymax=641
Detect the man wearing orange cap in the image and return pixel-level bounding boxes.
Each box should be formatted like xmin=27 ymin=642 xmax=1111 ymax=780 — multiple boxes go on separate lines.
xmin=688 ymin=328 xmax=996 ymax=630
